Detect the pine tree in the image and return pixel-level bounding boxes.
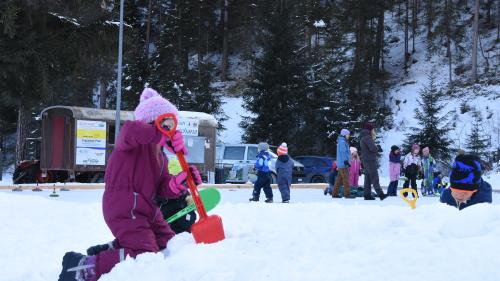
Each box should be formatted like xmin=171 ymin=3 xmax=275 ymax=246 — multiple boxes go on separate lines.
xmin=404 ymin=71 xmax=454 ymax=161
xmin=466 ymin=110 xmax=490 ymax=156
xmin=241 ymin=0 xmax=308 ymax=151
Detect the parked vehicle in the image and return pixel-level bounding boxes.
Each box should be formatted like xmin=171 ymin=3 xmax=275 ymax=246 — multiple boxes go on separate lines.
xmin=215 ymin=143 xmax=306 ymax=184
xmin=293 ymin=156 xmax=335 ymax=183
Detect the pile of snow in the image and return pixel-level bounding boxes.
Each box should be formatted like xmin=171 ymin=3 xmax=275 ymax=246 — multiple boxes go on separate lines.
xmin=1 ymin=189 xmax=500 ymax=281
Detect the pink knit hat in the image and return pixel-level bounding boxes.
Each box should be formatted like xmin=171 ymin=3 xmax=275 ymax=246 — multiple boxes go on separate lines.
xmin=134 ymin=88 xmax=179 ymax=123
xmin=277 ymin=142 xmax=288 ymax=155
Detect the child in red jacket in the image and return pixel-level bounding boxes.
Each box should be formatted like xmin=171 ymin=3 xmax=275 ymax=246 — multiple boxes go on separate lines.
xmin=58 ymin=88 xmax=201 ymax=281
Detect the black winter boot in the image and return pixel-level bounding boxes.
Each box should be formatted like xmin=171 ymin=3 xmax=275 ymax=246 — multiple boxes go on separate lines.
xmin=58 ymin=252 xmax=86 ymax=281
xmin=264 ymin=198 xmax=273 ymax=203
xmin=249 ymin=197 xmax=259 ymax=202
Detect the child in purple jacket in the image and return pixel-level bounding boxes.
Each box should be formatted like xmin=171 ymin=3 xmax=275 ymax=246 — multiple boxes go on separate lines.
xmin=58 ymin=88 xmax=202 ymax=281
xmin=387 ymin=145 xmax=401 ymax=196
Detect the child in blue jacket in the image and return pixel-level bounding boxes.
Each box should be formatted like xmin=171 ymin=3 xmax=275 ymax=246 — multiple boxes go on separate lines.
xmin=440 ymin=154 xmax=492 ymax=210
xmin=249 ymin=142 xmax=274 ymax=203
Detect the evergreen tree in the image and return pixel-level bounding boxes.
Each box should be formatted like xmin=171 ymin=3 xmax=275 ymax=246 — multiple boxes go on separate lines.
xmin=241 ymin=0 xmax=308 ymax=152
xmin=466 ymin=110 xmax=490 ymax=156
xmin=404 ymin=72 xmax=454 ymax=161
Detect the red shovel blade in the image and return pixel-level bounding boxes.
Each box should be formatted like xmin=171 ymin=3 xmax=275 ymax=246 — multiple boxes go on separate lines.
xmin=191 ymin=215 xmax=225 ymax=244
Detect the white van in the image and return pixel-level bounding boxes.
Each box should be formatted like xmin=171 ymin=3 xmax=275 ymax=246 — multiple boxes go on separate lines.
xmin=215 ymin=143 xmax=306 ymax=184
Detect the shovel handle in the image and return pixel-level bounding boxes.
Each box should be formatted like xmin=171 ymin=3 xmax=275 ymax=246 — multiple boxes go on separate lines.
xmin=155 ymin=113 xmax=208 ymax=219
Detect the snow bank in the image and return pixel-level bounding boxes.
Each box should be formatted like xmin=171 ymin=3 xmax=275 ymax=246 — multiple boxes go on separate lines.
xmin=1 ymin=189 xmax=499 ymax=281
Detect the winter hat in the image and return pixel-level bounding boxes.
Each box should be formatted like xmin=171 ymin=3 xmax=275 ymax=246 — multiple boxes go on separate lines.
xmin=340 ymin=129 xmax=350 ymax=136
xmin=277 ymin=142 xmax=288 ymax=155
xmin=258 ymin=142 xmax=269 ymax=152
xmin=412 ymin=144 xmax=420 ymax=151
xmin=422 ymin=147 xmax=430 ymax=155
xmin=350 ymin=147 xmax=358 ymax=154
xmin=363 ymin=122 xmax=375 ymax=131
xmin=391 ymin=145 xmax=400 ymax=153
xmin=449 ymin=154 xmax=482 ymax=192
xmin=134 ymin=88 xmax=179 ymax=123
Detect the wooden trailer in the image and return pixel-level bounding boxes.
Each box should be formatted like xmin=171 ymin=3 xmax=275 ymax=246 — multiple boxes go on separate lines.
xmin=39 ymin=106 xmax=217 ymax=183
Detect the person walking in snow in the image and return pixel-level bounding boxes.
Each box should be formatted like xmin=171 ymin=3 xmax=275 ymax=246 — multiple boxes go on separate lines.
xmin=349 ymin=147 xmax=362 ymax=192
xmin=332 ymin=129 xmax=355 ymax=198
xmin=421 ymin=147 xmax=436 ymax=196
xmin=440 ymin=154 xmax=492 ymax=210
xmin=387 ymin=145 xmax=401 ymax=196
xmin=403 ymin=144 xmax=421 ymax=197
xmin=359 ymin=123 xmax=387 ymax=200
xmin=249 ymin=142 xmax=274 ymax=203
xmin=275 ymin=142 xmax=293 ymax=203
xmin=58 ymin=88 xmax=202 ymax=281
xmin=324 ymin=161 xmax=338 ymax=196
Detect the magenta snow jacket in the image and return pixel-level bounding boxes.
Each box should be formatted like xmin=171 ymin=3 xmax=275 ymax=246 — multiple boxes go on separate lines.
xmin=102 ymin=121 xmax=180 ymax=242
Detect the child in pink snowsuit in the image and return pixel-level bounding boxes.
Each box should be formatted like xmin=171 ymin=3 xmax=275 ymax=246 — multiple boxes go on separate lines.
xmin=349 ymin=147 xmax=361 ymax=189
xmin=58 ymin=88 xmax=202 ymax=281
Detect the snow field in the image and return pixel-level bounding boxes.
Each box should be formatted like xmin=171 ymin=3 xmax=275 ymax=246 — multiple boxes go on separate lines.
xmin=1 ymin=189 xmax=500 ymax=281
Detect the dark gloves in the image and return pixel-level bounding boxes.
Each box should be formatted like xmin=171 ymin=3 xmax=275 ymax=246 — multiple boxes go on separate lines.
xmin=344 ymin=160 xmax=351 ymax=168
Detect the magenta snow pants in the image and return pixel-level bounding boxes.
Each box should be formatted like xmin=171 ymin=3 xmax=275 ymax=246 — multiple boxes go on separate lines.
xmin=94 ymin=190 xmax=176 ymax=278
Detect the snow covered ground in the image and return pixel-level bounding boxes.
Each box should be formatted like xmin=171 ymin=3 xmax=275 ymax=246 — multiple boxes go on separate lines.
xmin=1 ymin=188 xmax=500 ymax=281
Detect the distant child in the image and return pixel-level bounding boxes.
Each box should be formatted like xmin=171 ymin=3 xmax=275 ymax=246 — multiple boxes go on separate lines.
xmin=324 ymin=161 xmax=338 ymax=196
xmin=403 ymin=144 xmax=421 ymax=197
xmin=349 ymin=147 xmax=361 ymax=191
xmin=440 ymin=154 xmax=492 ymax=210
xmin=275 ymin=143 xmax=293 ymax=203
xmin=387 ymin=145 xmax=401 ymax=196
xmin=332 ymin=129 xmax=354 ymax=198
xmin=432 ymin=171 xmax=447 ymax=195
xmin=421 ymin=147 xmax=436 ymax=196
xmin=249 ymin=142 xmax=274 ymax=203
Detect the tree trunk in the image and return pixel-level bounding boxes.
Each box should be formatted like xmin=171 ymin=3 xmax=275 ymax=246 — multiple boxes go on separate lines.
xmin=471 ymin=0 xmax=479 ymax=83
xmin=404 ymin=0 xmax=409 ymax=69
xmin=426 ymin=0 xmax=433 ymax=39
xmin=497 ymin=0 xmax=500 ymax=39
xmin=99 ymin=78 xmax=107 ymax=109
xmin=145 ymin=0 xmax=153 ymax=58
xmin=221 ymin=0 xmax=229 ymax=81
xmin=373 ymin=4 xmax=385 ymax=75
xmin=15 ymin=104 xmax=30 ymax=164
xmin=412 ymin=0 xmax=417 ymax=53
xmin=445 ymin=0 xmax=452 ymax=86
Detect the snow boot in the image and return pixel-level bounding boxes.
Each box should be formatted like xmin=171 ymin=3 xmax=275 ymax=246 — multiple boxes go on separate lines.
xmin=264 ymin=198 xmax=273 ymax=203
xmin=332 ymin=194 xmax=341 ymax=198
xmin=344 ymin=194 xmax=356 ymax=199
xmin=364 ymin=196 xmax=376 ymax=200
xmin=249 ymin=197 xmax=259 ymax=202
xmin=379 ymin=193 xmax=388 ymax=201
xmin=58 ymin=252 xmax=96 ymax=281
xmin=282 ymin=200 xmax=290 ymax=203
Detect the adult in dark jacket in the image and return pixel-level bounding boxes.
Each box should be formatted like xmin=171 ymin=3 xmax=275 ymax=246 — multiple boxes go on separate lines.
xmin=359 ymin=123 xmax=387 ymax=200
xmin=275 ymin=142 xmax=293 ymax=203
xmin=440 ymin=154 xmax=492 ymax=210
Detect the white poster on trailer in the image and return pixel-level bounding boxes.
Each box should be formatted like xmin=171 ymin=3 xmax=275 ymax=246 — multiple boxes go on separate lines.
xmin=75 ymin=147 xmax=106 ymax=166
xmin=177 ymin=118 xmax=199 ymax=136
xmin=76 ymin=120 xmax=107 ymax=165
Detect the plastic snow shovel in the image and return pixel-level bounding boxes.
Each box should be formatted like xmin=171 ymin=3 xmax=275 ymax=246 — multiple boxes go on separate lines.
xmin=166 ymin=188 xmax=221 ymax=224
xmin=399 ymin=188 xmax=418 ymax=209
xmin=156 ymin=113 xmax=225 ymax=244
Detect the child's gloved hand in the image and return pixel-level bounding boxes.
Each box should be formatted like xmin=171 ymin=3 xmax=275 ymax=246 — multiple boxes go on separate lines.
xmin=159 ymin=130 xmax=188 ymax=155
xmin=168 ymin=165 xmax=203 ymax=195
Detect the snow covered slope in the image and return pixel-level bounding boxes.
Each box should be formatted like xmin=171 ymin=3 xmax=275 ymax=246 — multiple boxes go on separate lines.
xmin=1 ymin=189 xmax=500 ymax=281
